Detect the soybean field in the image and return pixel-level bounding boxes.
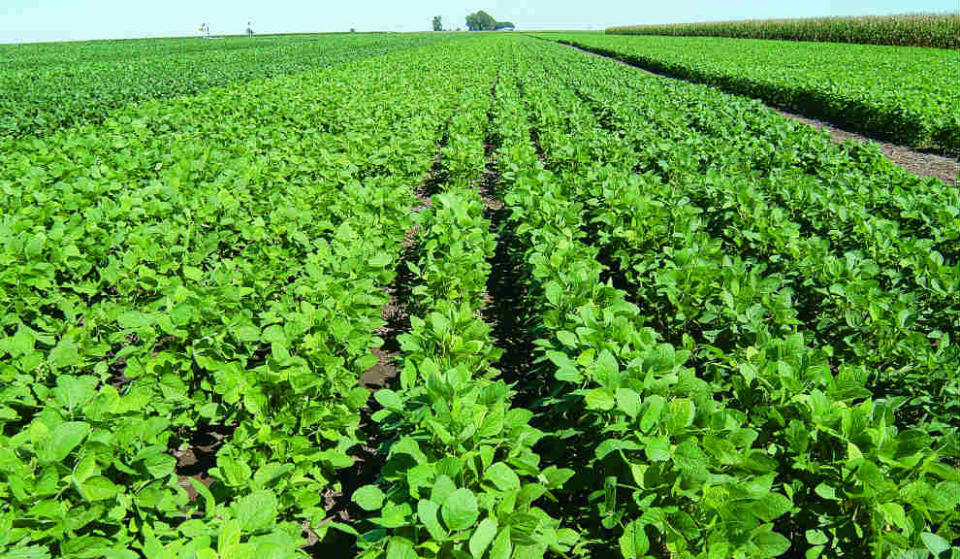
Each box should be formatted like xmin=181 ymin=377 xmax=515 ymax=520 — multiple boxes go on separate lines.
xmin=0 ymin=32 xmax=957 ymax=559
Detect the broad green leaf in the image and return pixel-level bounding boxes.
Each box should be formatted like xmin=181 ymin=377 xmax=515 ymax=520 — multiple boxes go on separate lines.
xmin=386 ymin=537 xmax=418 ymax=559
xmin=48 ymin=338 xmax=80 ymax=368
xmin=353 ymin=485 xmax=386 ymax=511
xmin=81 ymin=476 xmax=120 ymax=501
xmin=234 ymin=490 xmax=277 ymax=533
xmin=615 ymin=387 xmax=641 ymax=418
xmin=921 ymin=532 xmax=950 ymax=556
xmin=39 ymin=421 xmax=90 ymax=463
xmin=752 ymin=530 xmax=790 ymax=556
xmin=619 ymin=520 xmax=649 ymax=558
xmin=417 ymin=499 xmax=445 ymax=540
xmin=752 ymin=493 xmax=793 ymax=522
xmin=485 ymin=462 xmax=520 ymax=492
xmin=442 ymin=488 xmax=479 ymax=531
xmin=584 ymin=388 xmax=615 ymax=411
xmin=469 ymin=517 xmax=499 ymax=559
xmin=118 ymin=311 xmax=152 ymax=329
xmin=640 ymin=395 xmax=665 ymax=433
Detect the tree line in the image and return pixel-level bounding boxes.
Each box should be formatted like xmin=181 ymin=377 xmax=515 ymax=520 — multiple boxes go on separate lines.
xmin=432 ymin=11 xmax=514 ymax=31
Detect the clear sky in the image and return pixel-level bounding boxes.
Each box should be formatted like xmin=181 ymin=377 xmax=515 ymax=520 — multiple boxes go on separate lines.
xmin=1 ymin=0 xmax=956 ymax=44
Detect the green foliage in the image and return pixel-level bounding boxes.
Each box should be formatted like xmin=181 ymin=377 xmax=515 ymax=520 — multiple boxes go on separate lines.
xmin=466 ymin=11 xmax=498 ymax=31
xmin=539 ymin=33 xmax=960 ymax=152
xmin=0 ymin=37 xmax=482 ymax=557
xmin=607 ymin=12 xmax=960 ymax=49
xmin=488 ymin=36 xmax=958 ymax=557
xmin=353 ymin=75 xmax=577 ymax=558
xmin=0 ymin=33 xmax=445 ymax=138
xmin=1 ymin=31 xmax=957 ymax=559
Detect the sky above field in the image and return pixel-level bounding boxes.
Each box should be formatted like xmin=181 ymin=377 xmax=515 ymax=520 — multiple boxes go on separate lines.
xmin=1 ymin=0 xmax=957 ymax=43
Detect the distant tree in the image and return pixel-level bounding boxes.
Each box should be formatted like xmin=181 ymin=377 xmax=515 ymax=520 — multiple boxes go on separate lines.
xmin=350 ymin=28 xmax=356 ymax=32
xmin=432 ymin=16 xmax=443 ymax=31
xmin=246 ymin=20 xmax=255 ymax=36
xmin=465 ymin=10 xmax=497 ymax=31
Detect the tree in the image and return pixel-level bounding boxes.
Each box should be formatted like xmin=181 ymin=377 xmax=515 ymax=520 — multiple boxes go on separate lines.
xmin=246 ymin=20 xmax=255 ymax=36
xmin=465 ymin=10 xmax=497 ymax=31
xmin=432 ymin=16 xmax=443 ymax=31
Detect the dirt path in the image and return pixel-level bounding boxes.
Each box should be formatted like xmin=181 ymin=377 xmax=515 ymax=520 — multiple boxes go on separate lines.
xmin=557 ymin=41 xmax=959 ymax=185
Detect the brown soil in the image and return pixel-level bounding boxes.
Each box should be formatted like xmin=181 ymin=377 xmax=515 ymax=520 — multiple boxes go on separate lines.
xmin=173 ymin=424 xmax=233 ymax=502
xmin=558 ymin=41 xmax=959 ymax=185
xmin=357 ymin=143 xmax=439 ymax=390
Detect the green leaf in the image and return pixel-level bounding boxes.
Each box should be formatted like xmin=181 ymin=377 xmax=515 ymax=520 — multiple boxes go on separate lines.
xmin=81 ymin=476 xmax=120 ymax=501
xmin=814 ymin=483 xmax=837 ymax=501
xmin=234 ymin=325 xmax=261 ymax=343
xmin=595 ymin=438 xmax=640 ymax=460
xmin=640 ymin=395 xmax=665 ymax=433
xmin=118 ymin=311 xmax=152 ymax=329
xmin=442 ymin=488 xmax=479 ymax=531
xmin=619 ymin=519 xmax=649 ymax=558
xmin=218 ymin=519 xmax=241 ymax=553
xmin=369 ymin=253 xmax=393 ymax=267
xmin=39 ymin=421 xmax=90 ymax=463
xmin=752 ymin=493 xmax=792 ymax=522
xmin=469 ymin=517 xmax=499 ymax=559
xmin=584 ymin=388 xmax=615 ymax=411
xmin=141 ymin=453 xmax=176 ymax=478
xmin=386 ymin=537 xmax=418 ymax=559
xmin=921 ymin=532 xmax=950 ymax=556
xmin=234 ymin=490 xmax=278 ymax=533
xmin=183 ymin=265 xmax=204 ymax=281
xmin=431 ymin=475 xmax=456 ymax=505
xmin=556 ymin=330 xmax=578 ymax=347
xmin=375 ymin=389 xmax=404 ymax=411
xmin=417 ymin=499 xmax=446 ymax=540
xmin=484 ymin=462 xmax=520 ymax=492
xmin=615 ymin=387 xmax=641 ymax=418
xmin=545 ymin=282 xmax=562 ymax=305
xmin=353 ymin=485 xmax=385 ymax=511
xmin=665 ymin=398 xmax=695 ymax=432
xmin=489 ymin=527 xmax=512 ymax=559
xmin=346 ymin=386 xmax=370 ymax=410
xmin=753 ymin=530 xmax=790 ymax=556
xmin=48 ymin=338 xmax=80 ymax=368
xmin=190 ymin=477 xmax=217 ymax=519
xmin=643 ymin=436 xmax=670 ymax=462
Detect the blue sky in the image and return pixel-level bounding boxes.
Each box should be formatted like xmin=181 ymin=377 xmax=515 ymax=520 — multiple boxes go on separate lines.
xmin=1 ymin=0 xmax=956 ymax=43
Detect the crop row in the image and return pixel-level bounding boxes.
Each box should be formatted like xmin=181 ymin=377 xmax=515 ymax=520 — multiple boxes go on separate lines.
xmin=348 ymin=51 xmax=579 ymax=558
xmin=0 ymin=40 xmax=488 ymax=557
xmin=605 ymin=13 xmax=960 ymax=49
xmin=537 ymin=33 xmax=960 ymax=152
xmin=523 ymin=42 xmax=958 ymax=417
xmin=0 ymin=33 xmax=447 ymax=138
xmin=499 ymin=36 xmax=958 ymax=558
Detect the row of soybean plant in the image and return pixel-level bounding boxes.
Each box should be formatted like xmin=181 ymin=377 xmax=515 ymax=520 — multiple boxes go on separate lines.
xmin=485 ymin=53 xmax=798 ymax=558
xmin=527 ymin=40 xmax=957 ymax=425
xmin=511 ymin=39 xmax=957 ymax=558
xmin=0 ymin=41 xmax=476 ymax=557
xmin=350 ymin=38 xmax=578 ymax=559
